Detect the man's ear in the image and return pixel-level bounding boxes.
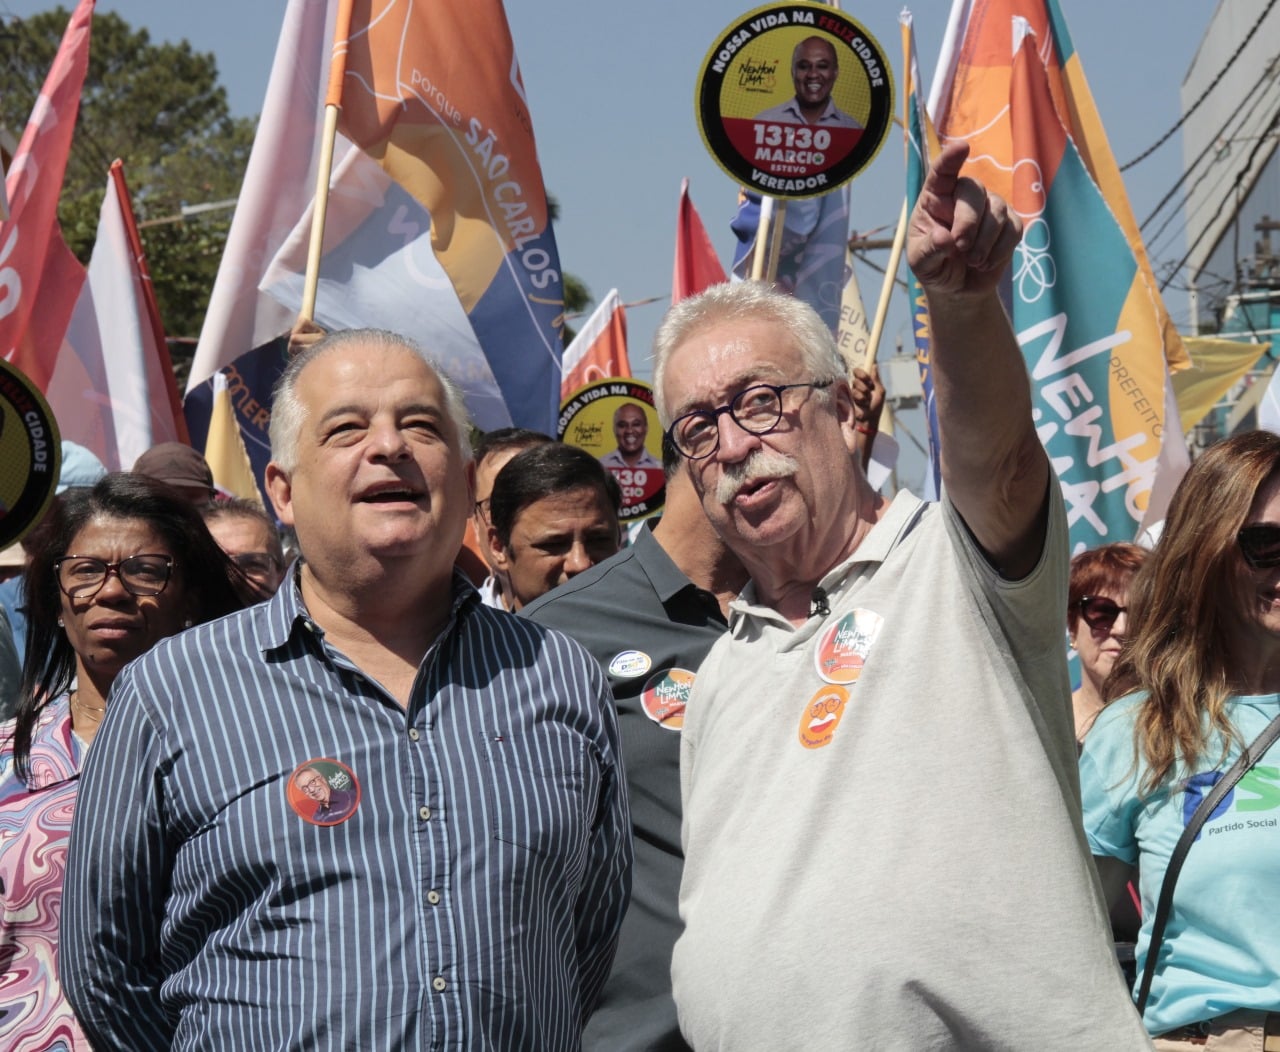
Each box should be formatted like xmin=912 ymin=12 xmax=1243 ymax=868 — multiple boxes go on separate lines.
xmin=832 ymin=379 xmax=860 ymax=457
xmin=487 ymin=523 xmax=511 ymax=573
xmin=265 ymin=462 xmax=295 ymax=528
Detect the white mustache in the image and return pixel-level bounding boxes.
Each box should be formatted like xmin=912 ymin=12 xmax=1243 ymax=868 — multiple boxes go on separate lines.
xmin=715 ymin=449 xmax=800 ymax=504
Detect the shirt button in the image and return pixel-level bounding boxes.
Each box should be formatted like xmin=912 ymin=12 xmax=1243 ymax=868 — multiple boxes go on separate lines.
xmin=419 ymin=806 xmax=432 ymax=821
xmin=408 ymin=728 xmax=420 ymax=742
xmin=427 ymin=889 xmax=441 ymax=905
xmin=432 ymin=976 xmax=447 ymax=992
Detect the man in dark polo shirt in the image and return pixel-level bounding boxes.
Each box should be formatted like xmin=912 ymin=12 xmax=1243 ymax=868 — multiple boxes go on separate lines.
xmin=522 ymin=439 xmax=746 ymax=1052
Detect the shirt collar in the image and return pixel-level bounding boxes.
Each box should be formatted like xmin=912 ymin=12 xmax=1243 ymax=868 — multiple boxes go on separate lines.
xmin=629 ymin=520 xmax=702 ymax=604
xmin=731 ymin=490 xmax=926 ymax=624
xmin=262 ymin=561 xmax=481 ymax=653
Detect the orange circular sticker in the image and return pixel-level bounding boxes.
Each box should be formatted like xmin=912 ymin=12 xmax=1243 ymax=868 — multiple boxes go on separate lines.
xmin=640 ymin=667 xmax=695 ymax=731
xmin=287 ymin=758 xmax=361 ymax=826
xmin=798 ymin=684 xmax=849 ymax=749
xmin=813 ymin=608 xmax=883 ymax=684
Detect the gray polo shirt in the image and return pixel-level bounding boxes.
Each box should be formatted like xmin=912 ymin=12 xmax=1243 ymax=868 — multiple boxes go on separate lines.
xmin=524 ymin=522 xmax=726 ymax=1052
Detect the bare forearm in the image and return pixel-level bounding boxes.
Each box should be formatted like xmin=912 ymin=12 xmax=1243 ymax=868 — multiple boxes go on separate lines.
xmin=929 ymin=287 xmax=1048 ymax=577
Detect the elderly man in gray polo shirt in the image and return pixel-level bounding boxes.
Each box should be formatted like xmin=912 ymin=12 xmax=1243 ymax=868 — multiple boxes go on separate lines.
xmin=653 ymin=144 xmax=1151 ymax=1048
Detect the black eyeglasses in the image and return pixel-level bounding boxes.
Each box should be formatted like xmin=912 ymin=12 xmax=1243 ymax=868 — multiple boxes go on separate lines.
xmin=230 ymin=552 xmax=281 ymax=578
xmin=474 ymin=498 xmax=492 ymax=523
xmin=1238 ymin=524 xmax=1280 ymax=569
xmin=1078 ymin=595 xmax=1127 ymax=632
xmin=54 ymin=554 xmax=174 ymax=599
xmin=665 ymin=380 xmax=834 ymax=460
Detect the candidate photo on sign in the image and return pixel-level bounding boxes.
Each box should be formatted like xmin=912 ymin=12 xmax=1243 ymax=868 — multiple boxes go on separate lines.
xmin=754 ymin=36 xmax=862 ymax=131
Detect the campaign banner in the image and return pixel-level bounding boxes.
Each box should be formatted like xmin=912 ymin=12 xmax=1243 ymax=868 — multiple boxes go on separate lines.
xmin=559 ymin=379 xmax=665 ymax=522
xmin=333 ymin=0 xmax=566 ymax=433
xmin=928 ymin=0 xmax=1187 ymax=542
xmin=696 ymin=1 xmax=894 ymax=198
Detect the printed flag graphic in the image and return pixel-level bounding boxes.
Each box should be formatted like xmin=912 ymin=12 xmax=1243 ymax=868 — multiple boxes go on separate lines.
xmin=927 ymin=0 xmax=1187 ymax=545
xmin=332 ymin=0 xmax=565 ymax=432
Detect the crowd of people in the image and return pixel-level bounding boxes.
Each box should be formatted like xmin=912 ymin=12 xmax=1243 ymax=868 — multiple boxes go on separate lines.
xmin=1 ymin=148 xmax=1278 ymax=1050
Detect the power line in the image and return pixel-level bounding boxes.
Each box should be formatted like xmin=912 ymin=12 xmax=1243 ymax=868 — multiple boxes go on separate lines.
xmin=1161 ymin=109 xmax=1280 ymax=292
xmin=1121 ymin=0 xmax=1279 ymax=171
xmin=1140 ymin=54 xmax=1280 ymax=235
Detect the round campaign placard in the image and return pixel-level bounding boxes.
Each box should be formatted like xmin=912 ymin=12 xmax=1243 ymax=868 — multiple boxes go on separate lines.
xmin=696 ymin=1 xmax=894 ymax=198
xmin=0 ymin=359 xmax=61 ymax=550
xmin=559 ymin=378 xmax=665 ymax=522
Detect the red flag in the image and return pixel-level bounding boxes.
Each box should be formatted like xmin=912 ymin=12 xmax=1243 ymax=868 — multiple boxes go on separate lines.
xmin=561 ymin=289 xmax=631 ymax=401
xmin=0 ymin=0 xmax=94 ymax=388
xmin=673 ymin=178 xmax=726 ymax=304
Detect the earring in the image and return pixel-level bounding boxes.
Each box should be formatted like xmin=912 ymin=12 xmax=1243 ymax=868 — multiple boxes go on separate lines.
xmin=57 ymin=618 xmax=64 ymax=627
xmin=183 ymin=618 xmax=193 ymax=628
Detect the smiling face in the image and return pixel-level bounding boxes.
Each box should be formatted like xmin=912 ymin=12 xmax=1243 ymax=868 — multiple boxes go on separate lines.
xmin=491 ymin=485 xmax=620 ymax=610
xmin=266 ymin=343 xmax=474 ymax=586
xmin=613 ymin=404 xmax=649 ymax=458
xmin=58 ymin=516 xmax=191 ymax=685
xmin=1230 ymin=471 xmax=1280 ymax=662
xmin=792 ymin=37 xmax=838 ymax=116
xmin=295 ymin=767 xmax=331 ymax=805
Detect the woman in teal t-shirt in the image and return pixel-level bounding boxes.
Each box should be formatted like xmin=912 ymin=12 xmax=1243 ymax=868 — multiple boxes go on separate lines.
xmin=1080 ymin=431 xmax=1280 ymax=1047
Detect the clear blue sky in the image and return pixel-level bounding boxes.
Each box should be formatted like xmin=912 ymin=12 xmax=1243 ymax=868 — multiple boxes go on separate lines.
xmin=2 ymin=0 xmax=1210 ymax=490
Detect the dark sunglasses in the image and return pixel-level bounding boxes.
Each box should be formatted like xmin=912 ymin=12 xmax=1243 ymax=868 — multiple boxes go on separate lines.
xmin=1077 ymin=595 xmax=1126 ymax=632
xmin=1238 ymin=524 xmax=1280 ymax=569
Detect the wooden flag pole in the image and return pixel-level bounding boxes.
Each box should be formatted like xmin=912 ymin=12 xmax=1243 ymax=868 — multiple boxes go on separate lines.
xmin=864 ymin=198 xmax=908 ymax=371
xmin=300 ymin=0 xmax=355 ymax=323
xmin=750 ymin=195 xmax=774 ymax=280
xmin=765 ymin=198 xmax=787 ymax=283
xmin=299 ymin=105 xmax=340 ymax=322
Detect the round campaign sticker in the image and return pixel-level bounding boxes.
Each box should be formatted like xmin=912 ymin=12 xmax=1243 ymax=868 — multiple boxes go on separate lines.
xmin=0 ymin=360 xmax=60 ymax=550
xmin=608 ymin=649 xmax=653 ymax=679
xmin=287 ymin=758 xmax=362 ymax=827
xmin=695 ymin=1 xmax=893 ymax=198
xmin=559 ymin=378 xmax=665 ymax=522
xmin=640 ymin=667 xmax=696 ymax=731
xmin=798 ymin=684 xmax=850 ymax=749
xmin=814 ymin=607 xmax=884 ymax=684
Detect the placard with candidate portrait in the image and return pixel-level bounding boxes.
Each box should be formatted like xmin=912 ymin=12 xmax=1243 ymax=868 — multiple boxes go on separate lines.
xmin=696 ymin=2 xmax=893 ymax=198
xmin=0 ymin=359 xmax=60 ymax=549
xmin=558 ymin=379 xmax=665 ymax=523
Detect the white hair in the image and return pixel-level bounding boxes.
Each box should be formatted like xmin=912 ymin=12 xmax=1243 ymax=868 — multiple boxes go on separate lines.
xmin=268 ymin=328 xmax=473 ymax=471
xmin=651 ymin=281 xmax=845 ymax=425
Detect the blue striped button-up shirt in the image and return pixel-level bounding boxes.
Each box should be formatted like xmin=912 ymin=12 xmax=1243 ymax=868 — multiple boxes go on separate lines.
xmin=61 ymin=571 xmax=631 ymax=1050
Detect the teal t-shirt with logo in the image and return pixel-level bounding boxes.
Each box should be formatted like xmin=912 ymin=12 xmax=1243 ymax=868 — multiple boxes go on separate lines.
xmin=1080 ymin=691 xmax=1280 ymax=1036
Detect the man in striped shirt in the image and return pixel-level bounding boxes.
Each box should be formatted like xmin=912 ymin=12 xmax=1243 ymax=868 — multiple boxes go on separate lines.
xmin=61 ymin=329 xmax=631 ymax=1050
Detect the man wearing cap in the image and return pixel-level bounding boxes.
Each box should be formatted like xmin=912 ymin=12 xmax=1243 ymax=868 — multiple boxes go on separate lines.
xmin=132 ymin=442 xmax=216 ymax=506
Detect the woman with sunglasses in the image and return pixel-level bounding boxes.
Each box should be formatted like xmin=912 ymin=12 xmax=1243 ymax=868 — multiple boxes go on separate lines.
xmin=1079 ymin=431 xmax=1280 ymax=1047
xmin=1068 ymin=543 xmax=1148 ymax=744
xmin=0 ymin=473 xmax=243 ymax=1050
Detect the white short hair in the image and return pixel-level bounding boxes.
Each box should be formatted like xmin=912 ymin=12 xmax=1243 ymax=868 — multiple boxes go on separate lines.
xmin=269 ymin=328 xmax=472 ymax=471
xmin=651 ymin=281 xmax=845 ymax=425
